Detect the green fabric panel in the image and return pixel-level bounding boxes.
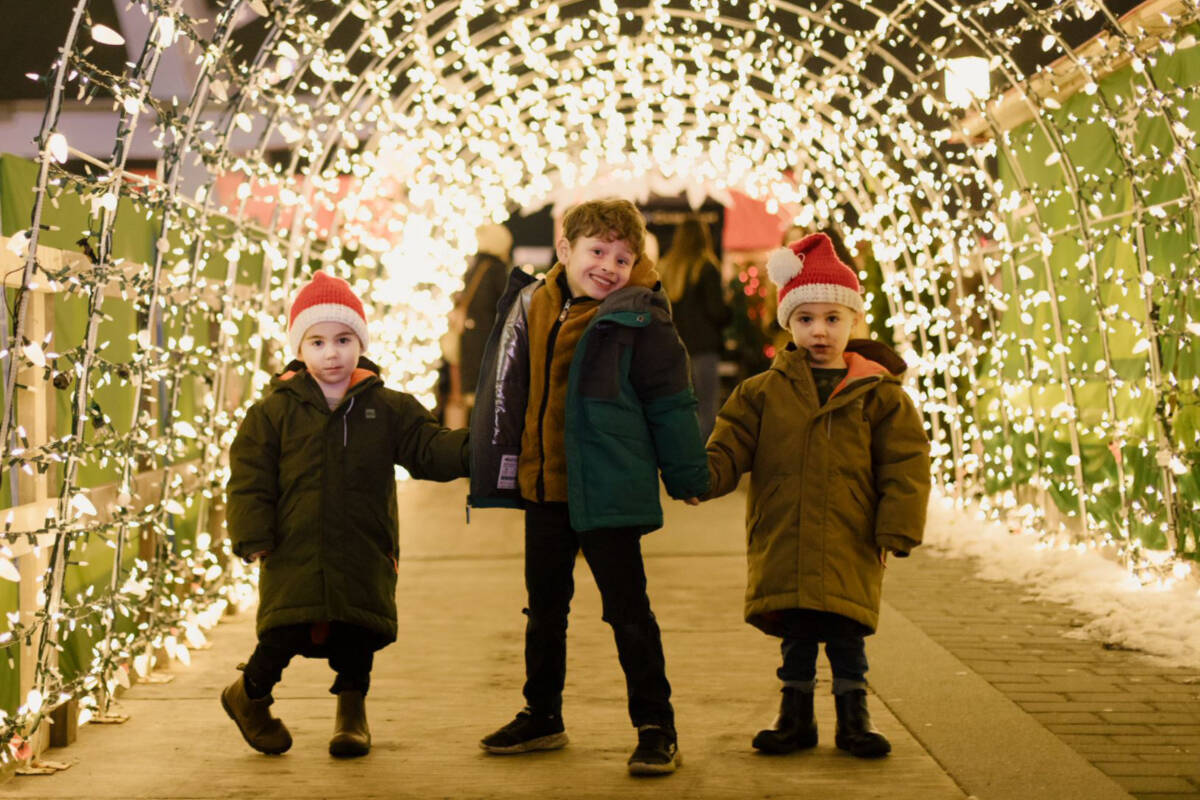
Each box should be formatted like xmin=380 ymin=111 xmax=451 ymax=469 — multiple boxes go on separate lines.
xmin=0 ymin=578 xmax=16 ymax=715
xmin=57 ymin=531 xmax=115 ymax=684
xmin=0 ymin=288 xmax=13 ymax=511
xmin=168 ymin=496 xmax=200 ymax=553
xmin=161 ymin=308 xmax=212 ymax=463
xmin=0 ymin=154 xmax=89 ymax=249
xmin=993 ymin=44 xmax=1200 ymax=554
xmin=1 ymin=153 xmax=154 ymax=265
xmin=53 ymin=294 xmax=138 ymax=490
xmin=57 ymin=524 xmax=141 ymax=685
xmin=196 ymin=219 xmax=267 ymax=287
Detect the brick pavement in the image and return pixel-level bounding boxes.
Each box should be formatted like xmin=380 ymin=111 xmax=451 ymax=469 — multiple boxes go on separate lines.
xmin=885 ymin=546 xmax=1200 ymax=800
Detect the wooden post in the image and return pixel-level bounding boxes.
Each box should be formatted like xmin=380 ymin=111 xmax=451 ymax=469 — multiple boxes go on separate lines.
xmin=47 ymin=700 xmax=78 ymax=748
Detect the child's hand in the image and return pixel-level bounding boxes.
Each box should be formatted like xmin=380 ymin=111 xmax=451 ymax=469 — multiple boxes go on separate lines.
xmin=878 ymin=548 xmax=888 ymax=567
xmin=683 ymin=497 xmax=700 ymax=506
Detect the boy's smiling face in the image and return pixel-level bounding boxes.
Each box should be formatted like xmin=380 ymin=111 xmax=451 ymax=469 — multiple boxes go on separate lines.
xmin=299 ymin=321 xmax=362 ymax=390
xmin=788 ymin=302 xmax=859 ymax=368
xmin=558 ymin=233 xmax=636 ymax=300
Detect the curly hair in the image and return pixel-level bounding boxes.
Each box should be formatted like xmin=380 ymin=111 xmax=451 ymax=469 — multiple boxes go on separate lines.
xmin=560 ymin=198 xmax=646 ymax=261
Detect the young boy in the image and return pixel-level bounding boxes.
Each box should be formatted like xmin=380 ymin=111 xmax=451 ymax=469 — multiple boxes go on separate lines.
xmin=469 ymin=199 xmax=709 ymax=775
xmin=699 ymin=232 xmax=930 ymax=758
xmin=222 ymin=271 xmax=469 ymax=758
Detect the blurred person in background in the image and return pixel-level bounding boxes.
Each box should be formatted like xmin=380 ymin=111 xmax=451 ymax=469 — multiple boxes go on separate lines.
xmin=442 ymin=223 xmax=513 ymax=427
xmin=658 ymin=215 xmax=731 ymax=439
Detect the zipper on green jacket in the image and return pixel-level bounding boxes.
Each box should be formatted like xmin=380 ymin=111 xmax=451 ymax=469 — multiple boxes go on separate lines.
xmin=535 ymin=296 xmax=573 ymax=502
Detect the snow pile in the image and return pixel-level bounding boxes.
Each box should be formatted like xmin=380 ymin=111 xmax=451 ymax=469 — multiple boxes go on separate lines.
xmin=923 ymin=492 xmax=1200 ymax=670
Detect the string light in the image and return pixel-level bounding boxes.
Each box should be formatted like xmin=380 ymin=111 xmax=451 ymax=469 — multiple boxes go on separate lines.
xmin=3 ymin=0 xmax=1199 ymax=770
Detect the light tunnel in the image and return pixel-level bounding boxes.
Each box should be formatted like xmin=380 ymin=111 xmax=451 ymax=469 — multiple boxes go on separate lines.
xmin=1 ymin=0 xmax=1198 ymax=760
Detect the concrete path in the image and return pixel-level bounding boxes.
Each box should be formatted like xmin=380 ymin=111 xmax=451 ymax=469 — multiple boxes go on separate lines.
xmin=0 ymin=478 xmax=1170 ymax=799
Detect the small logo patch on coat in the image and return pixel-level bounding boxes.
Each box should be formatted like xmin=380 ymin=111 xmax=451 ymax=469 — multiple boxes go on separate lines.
xmin=365 ymin=408 xmax=376 ymax=419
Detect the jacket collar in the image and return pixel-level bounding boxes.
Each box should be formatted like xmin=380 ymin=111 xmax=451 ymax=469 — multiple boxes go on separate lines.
xmin=271 ymin=356 xmax=382 ymax=408
xmin=772 ymin=339 xmax=906 ymax=403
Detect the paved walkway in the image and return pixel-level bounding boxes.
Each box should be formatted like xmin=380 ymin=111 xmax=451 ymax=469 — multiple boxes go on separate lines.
xmin=883 ymin=549 xmax=1200 ymax=799
xmin=1 ymin=479 xmax=1195 ymax=799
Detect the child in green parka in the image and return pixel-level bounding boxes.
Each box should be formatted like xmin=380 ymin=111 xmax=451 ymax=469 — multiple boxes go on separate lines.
xmin=697 ymin=232 xmax=930 ymax=758
xmin=222 ymin=271 xmax=469 ymax=758
xmin=470 ymin=199 xmax=709 ymax=775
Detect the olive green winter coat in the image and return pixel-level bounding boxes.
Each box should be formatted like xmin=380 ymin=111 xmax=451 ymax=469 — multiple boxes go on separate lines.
xmin=704 ymin=340 xmax=930 ymax=635
xmin=227 ymin=358 xmax=470 ymax=640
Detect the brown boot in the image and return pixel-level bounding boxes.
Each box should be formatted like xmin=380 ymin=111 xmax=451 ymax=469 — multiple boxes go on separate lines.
xmin=221 ymin=675 xmax=292 ymax=754
xmin=329 ymin=690 xmax=371 ymax=757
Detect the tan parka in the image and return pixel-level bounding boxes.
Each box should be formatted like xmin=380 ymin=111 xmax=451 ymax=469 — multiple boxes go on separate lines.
xmin=704 ymin=340 xmax=930 ymax=635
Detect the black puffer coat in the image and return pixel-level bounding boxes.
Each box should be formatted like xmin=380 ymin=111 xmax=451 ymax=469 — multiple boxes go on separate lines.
xmin=227 ymin=357 xmax=469 ymax=639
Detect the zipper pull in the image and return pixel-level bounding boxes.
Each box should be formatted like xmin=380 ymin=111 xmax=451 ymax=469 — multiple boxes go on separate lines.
xmin=558 ymin=298 xmax=572 ymax=322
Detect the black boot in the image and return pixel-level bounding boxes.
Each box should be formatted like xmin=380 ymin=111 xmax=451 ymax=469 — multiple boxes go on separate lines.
xmin=329 ymin=690 xmax=371 ymax=757
xmin=834 ymin=689 xmax=890 ymax=758
xmin=752 ymin=687 xmax=818 ymax=754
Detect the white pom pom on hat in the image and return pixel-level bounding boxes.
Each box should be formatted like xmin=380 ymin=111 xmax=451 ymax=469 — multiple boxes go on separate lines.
xmin=767 ymin=232 xmax=863 ymax=328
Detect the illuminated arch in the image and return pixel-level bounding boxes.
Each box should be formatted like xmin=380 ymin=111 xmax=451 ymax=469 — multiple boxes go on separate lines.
xmin=3 ymin=0 xmax=1198 ymax=758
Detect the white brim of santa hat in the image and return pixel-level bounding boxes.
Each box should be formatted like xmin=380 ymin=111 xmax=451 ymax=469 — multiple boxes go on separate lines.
xmin=288 ymin=303 xmax=370 ymax=355
xmin=777 ymin=283 xmax=865 ymax=328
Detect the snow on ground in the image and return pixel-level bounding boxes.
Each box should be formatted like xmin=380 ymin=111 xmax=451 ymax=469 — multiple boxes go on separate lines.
xmin=923 ymin=491 xmax=1200 ymax=670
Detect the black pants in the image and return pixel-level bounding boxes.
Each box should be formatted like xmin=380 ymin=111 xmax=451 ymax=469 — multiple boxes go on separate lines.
xmin=522 ymin=502 xmax=674 ymax=730
xmin=242 ymin=622 xmax=385 ymax=698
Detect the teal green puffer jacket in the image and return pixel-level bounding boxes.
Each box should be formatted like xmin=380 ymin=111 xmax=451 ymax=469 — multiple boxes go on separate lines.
xmin=469 ymin=270 xmax=710 ymax=532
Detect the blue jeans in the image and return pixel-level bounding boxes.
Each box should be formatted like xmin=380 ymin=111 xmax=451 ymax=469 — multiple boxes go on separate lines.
xmin=521 ymin=502 xmax=674 ymax=729
xmin=778 ymin=636 xmax=869 ymax=695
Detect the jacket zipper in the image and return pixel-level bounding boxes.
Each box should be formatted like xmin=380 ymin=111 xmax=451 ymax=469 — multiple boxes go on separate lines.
xmin=535 ymin=297 xmax=573 ymax=502
xmin=343 ymin=395 xmax=355 ymax=447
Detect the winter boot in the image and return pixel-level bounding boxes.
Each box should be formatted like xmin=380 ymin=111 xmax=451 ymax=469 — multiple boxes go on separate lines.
xmin=220 ymin=675 xmax=292 ymax=755
xmin=627 ymin=725 xmax=682 ymax=775
xmin=752 ymin=687 xmax=818 ymax=754
xmin=480 ymin=708 xmax=568 ymax=754
xmin=834 ymin=689 xmax=891 ymax=758
xmin=329 ymin=690 xmax=371 ymax=757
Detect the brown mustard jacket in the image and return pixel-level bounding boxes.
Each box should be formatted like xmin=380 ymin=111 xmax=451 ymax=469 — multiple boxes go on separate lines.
xmin=518 ymin=258 xmax=660 ymax=503
xmin=704 ymin=340 xmax=931 ymax=634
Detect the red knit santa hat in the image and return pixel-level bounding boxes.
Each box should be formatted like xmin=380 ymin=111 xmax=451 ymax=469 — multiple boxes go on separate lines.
xmin=766 ymin=232 xmax=863 ymax=327
xmin=287 ymin=271 xmax=369 ymax=355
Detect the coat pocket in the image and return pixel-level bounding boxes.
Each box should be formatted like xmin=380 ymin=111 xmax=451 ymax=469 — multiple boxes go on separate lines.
xmin=747 ymin=477 xmax=783 ymax=550
xmin=846 ymin=482 xmax=876 ymax=530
